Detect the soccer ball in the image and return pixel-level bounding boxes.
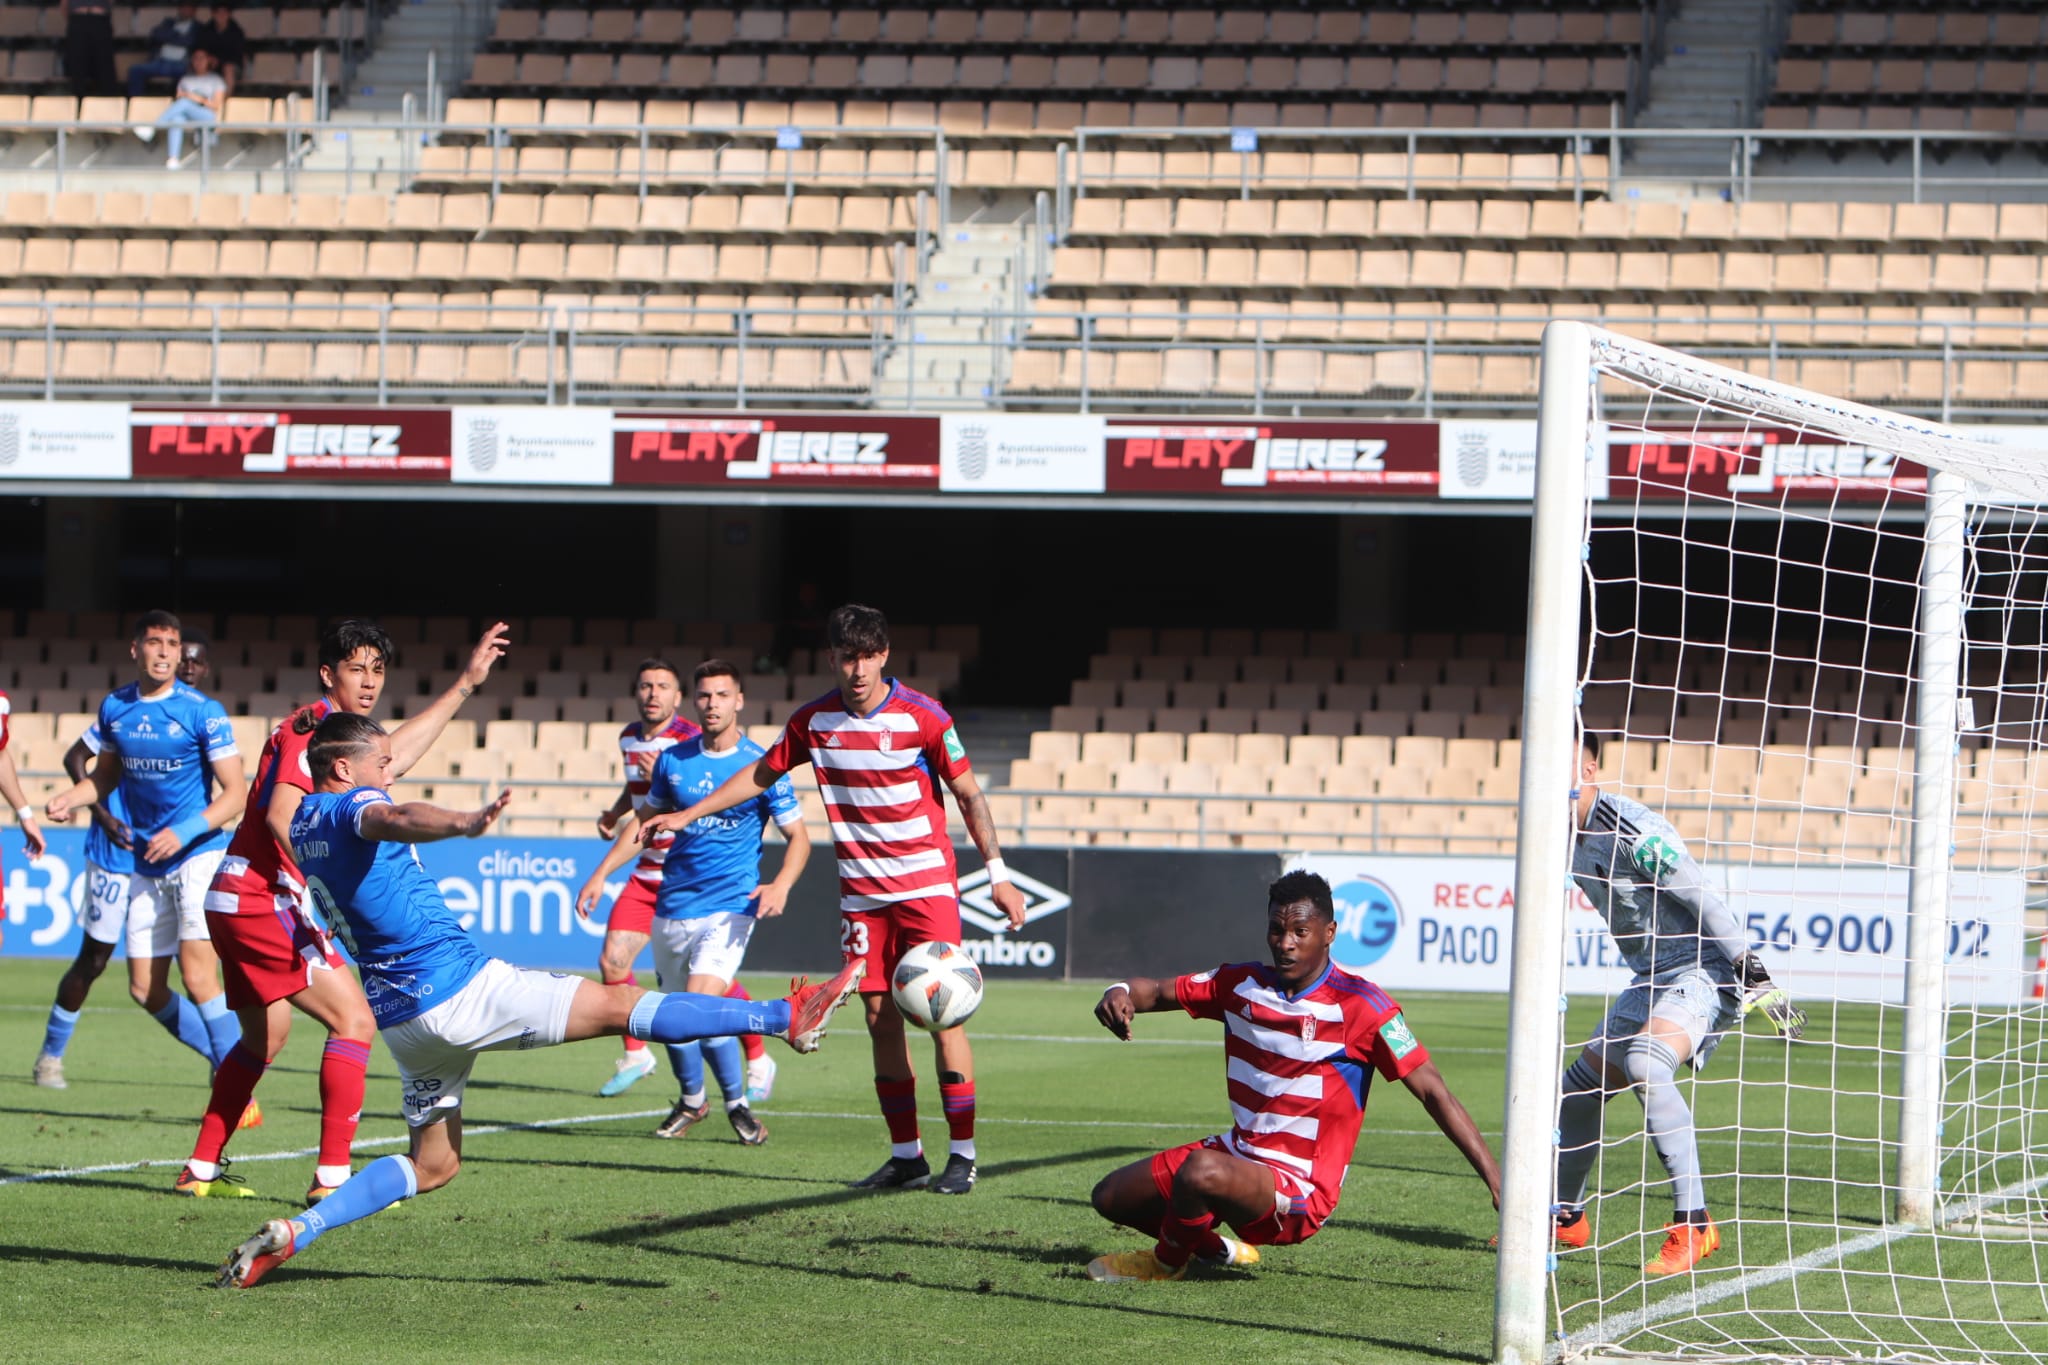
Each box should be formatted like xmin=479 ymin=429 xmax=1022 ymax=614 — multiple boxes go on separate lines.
xmin=890 ymin=941 xmax=985 ymax=1032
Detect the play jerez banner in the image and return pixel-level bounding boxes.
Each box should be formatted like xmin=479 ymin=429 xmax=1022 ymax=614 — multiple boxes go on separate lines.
xmin=5 ymin=401 xmax=2026 ymax=504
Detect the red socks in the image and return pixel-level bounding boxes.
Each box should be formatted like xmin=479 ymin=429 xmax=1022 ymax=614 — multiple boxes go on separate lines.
xmin=938 ymin=1077 xmax=976 ymax=1145
xmin=875 ymin=1077 xmax=920 ymax=1146
xmin=607 ymin=976 xmax=645 ymax=1052
xmin=1155 ymin=1209 xmax=1224 ymax=1269
xmin=725 ymin=981 xmax=766 ymax=1062
xmin=318 ymin=1037 xmax=372 ymax=1170
xmin=192 ymin=1042 xmax=267 ymax=1166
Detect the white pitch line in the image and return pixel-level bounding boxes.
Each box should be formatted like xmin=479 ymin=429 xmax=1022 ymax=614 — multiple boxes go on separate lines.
xmin=1551 ymin=1170 xmax=2048 ymax=1360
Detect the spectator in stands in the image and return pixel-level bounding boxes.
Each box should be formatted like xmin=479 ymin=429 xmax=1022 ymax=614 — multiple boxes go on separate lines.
xmin=197 ymin=5 xmax=246 ymax=94
xmin=61 ymin=0 xmax=119 ymax=96
xmin=136 ymin=48 xmax=226 ymax=168
xmin=178 ymin=635 xmax=212 ymax=689
xmin=127 ymin=0 xmax=202 ymax=97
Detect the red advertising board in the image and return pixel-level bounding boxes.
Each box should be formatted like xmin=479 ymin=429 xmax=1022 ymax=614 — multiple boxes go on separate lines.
xmin=612 ymin=413 xmax=940 ymax=489
xmin=130 ymin=407 xmax=453 ymax=481
xmin=1104 ymin=419 xmax=1442 ymax=495
xmin=1606 ymin=426 xmax=1929 ymax=504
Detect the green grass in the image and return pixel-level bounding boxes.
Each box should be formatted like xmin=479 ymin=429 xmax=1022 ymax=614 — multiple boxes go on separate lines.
xmin=2 ymin=960 xmax=2046 ymax=1363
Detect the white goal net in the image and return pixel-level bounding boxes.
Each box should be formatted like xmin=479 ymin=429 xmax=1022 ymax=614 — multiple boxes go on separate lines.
xmin=1494 ymin=322 xmax=2048 ymax=1364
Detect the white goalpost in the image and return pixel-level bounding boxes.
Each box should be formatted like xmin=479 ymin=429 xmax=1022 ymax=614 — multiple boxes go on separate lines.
xmin=1496 ymin=321 xmax=2048 ymax=1364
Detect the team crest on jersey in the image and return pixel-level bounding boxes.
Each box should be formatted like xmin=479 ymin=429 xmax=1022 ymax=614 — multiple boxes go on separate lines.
xmin=878 ymin=731 xmax=892 ymax=751
xmin=1300 ymin=1014 xmax=1317 ymax=1044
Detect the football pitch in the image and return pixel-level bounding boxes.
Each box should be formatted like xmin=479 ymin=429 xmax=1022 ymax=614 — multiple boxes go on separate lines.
xmin=4 ymin=958 xmax=2046 ymax=1365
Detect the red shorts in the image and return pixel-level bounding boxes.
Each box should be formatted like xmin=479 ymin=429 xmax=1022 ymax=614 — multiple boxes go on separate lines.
xmin=207 ymin=897 xmax=345 ymax=1011
xmin=840 ymin=897 xmax=962 ymax=995
xmin=1150 ymin=1136 xmax=1330 ymax=1247
xmin=606 ymin=878 xmax=659 ymax=937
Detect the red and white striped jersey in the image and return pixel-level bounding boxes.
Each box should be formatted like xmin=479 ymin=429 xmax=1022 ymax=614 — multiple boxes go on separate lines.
xmin=764 ymin=680 xmax=969 ymax=913
xmin=621 ymin=712 xmax=703 ymax=885
xmin=1176 ymin=961 xmax=1428 ymax=1210
xmin=0 ymin=689 xmax=11 ymax=753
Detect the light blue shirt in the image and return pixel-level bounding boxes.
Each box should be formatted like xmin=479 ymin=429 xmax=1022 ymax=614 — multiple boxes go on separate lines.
xmin=1572 ymin=789 xmax=1750 ymax=981
xmin=77 ymin=721 xmax=135 ymax=875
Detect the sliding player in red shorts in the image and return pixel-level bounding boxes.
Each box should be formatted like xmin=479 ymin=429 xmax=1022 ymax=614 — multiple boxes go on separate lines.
xmin=176 ymin=618 xmax=506 ymax=1203
xmin=1083 ymin=871 xmax=1502 ymax=1281
xmin=643 ymin=604 xmax=1026 ymax=1196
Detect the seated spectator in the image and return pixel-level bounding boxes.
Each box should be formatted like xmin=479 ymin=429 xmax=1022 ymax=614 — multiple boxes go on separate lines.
xmin=136 ymin=48 xmax=226 ymax=167
xmin=198 ymin=4 xmax=246 ymax=93
xmin=127 ymin=0 xmax=201 ymax=97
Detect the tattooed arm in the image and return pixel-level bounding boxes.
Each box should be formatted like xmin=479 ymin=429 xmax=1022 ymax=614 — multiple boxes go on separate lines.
xmin=944 ymin=768 xmax=1026 ymax=929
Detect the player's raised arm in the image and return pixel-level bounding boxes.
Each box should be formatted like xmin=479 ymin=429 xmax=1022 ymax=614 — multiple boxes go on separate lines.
xmin=575 ymin=812 xmax=644 ymax=917
xmin=1399 ymin=1059 xmax=1503 ymax=1209
xmin=357 ymin=789 xmax=511 ymax=845
xmin=637 ymin=759 xmax=777 ymax=844
xmin=387 ymin=620 xmax=508 ymax=778
xmin=1094 ymin=977 xmax=1179 ymax=1039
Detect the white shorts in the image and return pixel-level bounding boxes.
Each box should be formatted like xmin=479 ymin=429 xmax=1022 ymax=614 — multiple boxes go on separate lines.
xmin=650 ymin=912 xmax=756 ymax=989
xmin=1594 ymin=966 xmax=1742 ymax=1073
xmin=381 ymin=958 xmax=583 ymax=1126
xmin=80 ymin=850 xmax=223 ymax=957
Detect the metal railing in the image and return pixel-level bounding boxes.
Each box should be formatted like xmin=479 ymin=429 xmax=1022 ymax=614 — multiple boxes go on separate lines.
xmin=6 ymin=304 xmax=2048 ymax=420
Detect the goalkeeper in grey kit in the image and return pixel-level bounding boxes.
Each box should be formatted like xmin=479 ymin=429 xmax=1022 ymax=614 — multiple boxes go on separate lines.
xmin=1551 ymin=732 xmax=1807 ymax=1278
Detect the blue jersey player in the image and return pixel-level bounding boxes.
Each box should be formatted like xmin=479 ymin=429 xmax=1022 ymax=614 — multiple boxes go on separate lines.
xmin=39 ymin=611 xmax=249 ymax=1087
xmin=217 ymin=711 xmax=861 ymax=1289
xmin=580 ymin=660 xmax=811 ymax=1143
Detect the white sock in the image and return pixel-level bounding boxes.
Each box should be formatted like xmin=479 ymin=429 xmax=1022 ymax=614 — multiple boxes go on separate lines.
xmin=682 ymin=1090 xmax=707 ymax=1110
xmin=186 ymin=1159 xmax=219 ymax=1181
xmin=724 ymin=1098 xmax=747 ymax=1113
xmin=949 ymin=1139 xmax=977 ymax=1161
xmin=315 ymin=1164 xmax=352 ymax=1188
xmin=890 ymin=1140 xmax=923 ymax=1161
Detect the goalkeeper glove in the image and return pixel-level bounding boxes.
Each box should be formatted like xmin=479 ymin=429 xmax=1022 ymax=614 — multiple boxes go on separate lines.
xmin=1736 ymin=953 xmax=1807 ymax=1040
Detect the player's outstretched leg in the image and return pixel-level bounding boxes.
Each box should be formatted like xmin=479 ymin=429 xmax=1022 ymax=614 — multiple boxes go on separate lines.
xmin=573 ymin=961 xmax=862 ymax=1053
xmin=220 ymin=1152 xmax=425 ymax=1288
xmin=1085 ymin=1146 xmax=1264 ymax=1282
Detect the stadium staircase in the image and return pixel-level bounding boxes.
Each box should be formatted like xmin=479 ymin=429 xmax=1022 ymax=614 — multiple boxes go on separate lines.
xmin=877 ymin=222 xmax=1024 ymax=410
xmin=1630 ymin=0 xmax=1786 ymax=179
xmin=345 ymin=0 xmax=476 ymax=115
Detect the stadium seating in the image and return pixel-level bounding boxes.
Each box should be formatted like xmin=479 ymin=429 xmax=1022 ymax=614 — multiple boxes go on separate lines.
xmin=0 ymin=6 xmax=346 ymax=95
xmin=460 ymin=7 xmax=1648 ymax=131
xmin=1769 ymin=7 xmax=2048 ymax=133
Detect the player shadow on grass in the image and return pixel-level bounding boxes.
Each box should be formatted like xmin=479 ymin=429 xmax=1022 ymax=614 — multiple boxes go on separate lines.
xmin=573 ymin=1146 xmax=1153 ymax=1242
xmin=843 ymin=1231 xmax=1144 ymax=1272
xmin=629 ymin=1239 xmax=1482 ymax=1361
xmin=457 ymin=1152 xmax=832 ymax=1187
xmin=1 ymin=1101 xmax=219 ymax=1131
xmin=0 ymin=1241 xmax=669 ymax=1291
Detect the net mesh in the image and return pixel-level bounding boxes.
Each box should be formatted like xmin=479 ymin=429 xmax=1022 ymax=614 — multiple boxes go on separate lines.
xmin=1548 ymin=330 xmax=2048 ymax=1363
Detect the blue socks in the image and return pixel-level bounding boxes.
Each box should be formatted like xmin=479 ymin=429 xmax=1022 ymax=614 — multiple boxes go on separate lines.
xmin=704 ymin=1035 xmax=745 ymax=1105
xmin=627 ymin=991 xmax=788 ymax=1044
xmin=150 ymin=994 xmax=216 ymax=1064
xmin=295 ymin=1154 xmax=418 ymax=1250
xmin=668 ymin=1039 xmax=705 ymax=1101
xmin=40 ymin=1005 xmax=80 ymax=1059
xmin=195 ymin=993 xmax=241 ymax=1068
xmin=663 ymin=1037 xmax=744 ymax=1104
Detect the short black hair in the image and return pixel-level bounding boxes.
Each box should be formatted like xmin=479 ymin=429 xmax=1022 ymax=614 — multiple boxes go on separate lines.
xmin=693 ymin=658 xmax=744 ymax=691
xmin=633 ymin=657 xmax=681 ymax=689
xmin=318 ymin=619 xmax=396 ymax=675
xmin=1581 ymin=731 xmax=1601 ymax=764
xmin=826 ymin=603 xmax=890 ymax=656
xmin=1267 ymin=870 xmax=1334 ymax=922
xmin=181 ymin=632 xmax=209 ymax=650
xmin=309 ymin=712 xmax=386 ymax=783
xmin=133 ymin=609 xmax=182 ymax=640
